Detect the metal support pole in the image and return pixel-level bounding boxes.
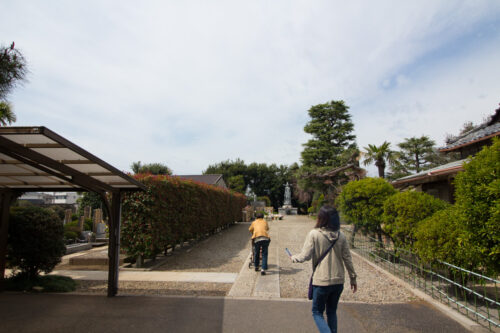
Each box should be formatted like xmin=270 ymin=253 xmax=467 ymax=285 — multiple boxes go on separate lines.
xmin=107 ymin=191 xmax=121 ymax=297
xmin=0 ymin=190 xmax=13 ymax=291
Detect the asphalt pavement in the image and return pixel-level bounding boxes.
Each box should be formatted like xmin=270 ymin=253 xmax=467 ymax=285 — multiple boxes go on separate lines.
xmin=0 ymin=293 xmax=473 ymax=333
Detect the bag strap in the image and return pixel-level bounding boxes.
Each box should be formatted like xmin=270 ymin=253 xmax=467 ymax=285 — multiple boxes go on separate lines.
xmin=312 ymin=234 xmax=338 ymax=274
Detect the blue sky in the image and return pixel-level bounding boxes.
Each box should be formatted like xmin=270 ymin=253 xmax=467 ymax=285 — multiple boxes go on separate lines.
xmin=1 ymin=1 xmax=499 ymax=175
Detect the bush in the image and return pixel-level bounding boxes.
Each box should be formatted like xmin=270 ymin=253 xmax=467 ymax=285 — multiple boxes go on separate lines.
xmin=414 ymin=207 xmax=473 ymax=267
xmin=5 ymin=274 xmax=77 ymax=292
xmin=336 ymin=177 xmax=396 ymax=241
xmin=84 ymin=218 xmax=93 ymax=231
xmin=308 ymin=193 xmax=325 ymax=215
xmin=452 ymin=138 xmax=500 ymax=275
xmin=382 ymin=191 xmax=448 ymax=250
xmin=8 ymin=206 xmax=66 ymax=279
xmin=257 ymin=196 xmax=271 ymax=207
xmin=121 ymin=175 xmax=247 ymax=260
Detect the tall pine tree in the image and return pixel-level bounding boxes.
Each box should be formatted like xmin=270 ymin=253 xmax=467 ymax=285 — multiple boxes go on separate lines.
xmin=301 ymin=100 xmax=357 ymax=168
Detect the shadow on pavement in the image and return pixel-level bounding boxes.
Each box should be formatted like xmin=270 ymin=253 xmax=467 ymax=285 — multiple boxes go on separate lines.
xmin=0 ymin=294 xmax=471 ymax=333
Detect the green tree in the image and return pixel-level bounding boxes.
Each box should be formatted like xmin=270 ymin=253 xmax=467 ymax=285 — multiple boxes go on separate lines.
xmin=0 ymin=101 xmax=16 ymax=126
xmin=414 ymin=207 xmax=472 ymax=268
xmin=301 ymin=100 xmax=357 ymax=168
xmin=452 ymin=138 xmax=500 ymax=275
xmin=362 ymin=141 xmax=397 ymax=178
xmin=0 ymin=42 xmax=27 ymax=125
xmin=76 ymin=192 xmax=104 ymax=217
xmin=204 ymin=159 xmax=294 ymax=208
xmin=395 ymin=136 xmax=438 ymax=174
xmin=336 ymin=177 xmax=396 ymax=243
xmin=8 ymin=206 xmax=66 ymax=279
xmin=131 ymin=161 xmax=172 ymax=175
xmin=0 ymin=42 xmax=27 ymax=99
xmin=382 ymin=191 xmax=448 ymax=250
xmin=227 ymin=174 xmax=245 ymax=193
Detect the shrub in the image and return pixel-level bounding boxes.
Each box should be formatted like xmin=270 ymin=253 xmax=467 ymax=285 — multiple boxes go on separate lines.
xmin=8 ymin=206 xmax=66 ymax=279
xmin=382 ymin=191 xmax=448 ymax=250
xmin=414 ymin=207 xmax=473 ymax=267
xmin=452 ymin=138 xmax=500 ymax=275
xmin=121 ymin=175 xmax=247 ymax=260
xmin=5 ymin=274 xmax=76 ymax=292
xmin=308 ymin=193 xmax=325 ymax=214
xmin=257 ymin=196 xmax=271 ymax=207
xmin=83 ymin=218 xmax=93 ymax=231
xmin=336 ymin=177 xmax=396 ymax=241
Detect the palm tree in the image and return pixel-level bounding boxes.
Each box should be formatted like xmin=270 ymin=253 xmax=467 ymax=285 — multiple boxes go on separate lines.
xmin=0 ymin=101 xmax=16 ymax=126
xmin=362 ymin=141 xmax=397 ymax=178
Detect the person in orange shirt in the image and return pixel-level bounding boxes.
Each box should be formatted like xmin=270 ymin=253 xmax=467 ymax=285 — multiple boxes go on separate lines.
xmin=249 ymin=212 xmax=271 ymax=275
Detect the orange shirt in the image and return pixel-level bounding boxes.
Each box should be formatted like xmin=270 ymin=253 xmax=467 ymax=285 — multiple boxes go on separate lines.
xmin=249 ymin=218 xmax=270 ymax=239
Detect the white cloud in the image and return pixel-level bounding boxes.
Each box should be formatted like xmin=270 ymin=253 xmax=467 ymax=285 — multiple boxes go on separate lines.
xmin=1 ymin=1 xmax=499 ymax=174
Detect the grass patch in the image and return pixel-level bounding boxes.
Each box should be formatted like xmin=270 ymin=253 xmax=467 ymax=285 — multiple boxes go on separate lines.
xmin=5 ymin=274 xmax=77 ymax=292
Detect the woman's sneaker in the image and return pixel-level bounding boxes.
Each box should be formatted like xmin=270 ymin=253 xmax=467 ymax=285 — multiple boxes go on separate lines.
xmin=261 ymin=269 xmax=266 ymax=275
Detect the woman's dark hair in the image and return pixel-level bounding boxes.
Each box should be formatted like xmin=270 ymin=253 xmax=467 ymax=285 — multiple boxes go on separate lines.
xmin=255 ymin=212 xmax=264 ymax=219
xmin=315 ymin=205 xmax=340 ymax=231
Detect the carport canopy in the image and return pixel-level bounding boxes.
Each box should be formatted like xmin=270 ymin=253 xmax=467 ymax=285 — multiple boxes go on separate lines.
xmin=0 ymin=126 xmax=146 ymax=296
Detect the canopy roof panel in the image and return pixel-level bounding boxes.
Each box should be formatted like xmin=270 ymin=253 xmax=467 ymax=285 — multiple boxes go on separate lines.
xmin=0 ymin=127 xmax=145 ymax=192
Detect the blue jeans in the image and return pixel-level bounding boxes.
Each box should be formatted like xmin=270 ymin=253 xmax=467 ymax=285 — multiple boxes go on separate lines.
xmin=254 ymin=239 xmax=270 ymax=270
xmin=311 ymin=284 xmax=344 ymax=333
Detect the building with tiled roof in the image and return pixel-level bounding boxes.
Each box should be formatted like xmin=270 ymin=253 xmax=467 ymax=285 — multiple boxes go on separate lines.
xmin=392 ymin=104 xmax=499 ymax=202
xmin=176 ymin=174 xmax=228 ymax=189
xmin=439 ymin=106 xmax=500 ymax=159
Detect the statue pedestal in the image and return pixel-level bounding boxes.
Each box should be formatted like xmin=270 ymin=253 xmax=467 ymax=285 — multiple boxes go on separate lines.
xmin=279 ymin=206 xmax=298 ymax=215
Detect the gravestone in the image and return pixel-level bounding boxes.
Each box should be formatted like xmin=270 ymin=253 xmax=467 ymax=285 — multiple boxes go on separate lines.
xmin=96 ymin=222 xmax=107 ymax=239
xmin=78 ymin=216 xmax=85 ymax=232
xmin=83 ymin=206 xmax=91 ymax=221
xmin=64 ymin=209 xmax=72 ymax=225
xmin=93 ymin=208 xmax=102 ymax=233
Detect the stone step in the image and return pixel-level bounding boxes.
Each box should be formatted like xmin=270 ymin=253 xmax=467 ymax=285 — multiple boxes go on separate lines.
xmin=69 ymin=249 xmax=125 ymax=266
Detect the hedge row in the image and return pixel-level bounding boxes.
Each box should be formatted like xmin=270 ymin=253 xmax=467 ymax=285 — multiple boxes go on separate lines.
xmin=121 ymin=174 xmax=247 ymax=259
xmin=337 ymin=138 xmax=500 ymax=276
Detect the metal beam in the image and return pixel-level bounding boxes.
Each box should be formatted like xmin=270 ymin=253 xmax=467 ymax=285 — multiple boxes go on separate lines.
xmin=0 ymin=136 xmax=113 ymax=193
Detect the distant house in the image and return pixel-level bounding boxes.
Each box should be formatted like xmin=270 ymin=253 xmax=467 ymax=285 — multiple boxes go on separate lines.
xmin=18 ymin=192 xmax=54 ymax=205
xmin=392 ymin=106 xmax=500 ymax=203
xmin=176 ymin=174 xmax=228 ymax=189
xmin=18 ymin=192 xmax=81 ymax=205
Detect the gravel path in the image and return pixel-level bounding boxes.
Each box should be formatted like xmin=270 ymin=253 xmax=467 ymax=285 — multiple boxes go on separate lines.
xmin=278 ymin=216 xmax=418 ymax=303
xmin=74 ymin=216 xmax=418 ymax=303
xmin=152 ymin=223 xmax=251 ymax=273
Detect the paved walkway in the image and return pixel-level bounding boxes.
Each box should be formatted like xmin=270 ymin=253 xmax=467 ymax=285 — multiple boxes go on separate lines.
xmin=2 ymin=216 xmax=486 ymax=332
xmin=0 ymin=293 xmax=473 ymax=333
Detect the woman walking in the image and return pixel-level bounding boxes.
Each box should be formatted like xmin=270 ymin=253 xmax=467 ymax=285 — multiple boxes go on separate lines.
xmin=291 ymin=206 xmax=357 ymax=333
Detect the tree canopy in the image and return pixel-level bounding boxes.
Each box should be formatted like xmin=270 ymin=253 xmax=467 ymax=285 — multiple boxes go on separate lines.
xmin=131 ymin=161 xmax=172 ymax=175
xmin=203 ymin=159 xmax=295 ymax=209
xmin=301 ymin=100 xmax=357 ymax=168
xmin=362 ymin=141 xmax=397 ymax=178
xmin=0 ymin=42 xmax=27 ymax=126
xmin=336 ymin=177 xmax=396 ymax=241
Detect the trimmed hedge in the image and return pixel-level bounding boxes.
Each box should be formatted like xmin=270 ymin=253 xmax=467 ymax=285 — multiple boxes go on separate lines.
xmin=121 ymin=174 xmax=246 ymax=259
xmin=382 ymin=191 xmax=448 ymax=250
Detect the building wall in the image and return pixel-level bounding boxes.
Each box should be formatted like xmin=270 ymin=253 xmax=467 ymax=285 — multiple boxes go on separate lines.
xmin=421 ymin=179 xmax=455 ymax=203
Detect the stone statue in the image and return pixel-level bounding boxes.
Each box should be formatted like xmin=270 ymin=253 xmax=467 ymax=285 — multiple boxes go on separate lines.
xmin=245 ymin=184 xmax=253 ymax=198
xmin=284 ymin=182 xmax=292 ymax=206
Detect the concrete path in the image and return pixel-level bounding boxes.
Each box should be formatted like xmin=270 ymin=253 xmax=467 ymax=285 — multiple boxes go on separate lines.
xmin=50 ymin=270 xmax=238 ymax=283
xmin=0 ymin=293 xmax=472 ymax=333
xmin=229 ymin=222 xmax=281 ymax=298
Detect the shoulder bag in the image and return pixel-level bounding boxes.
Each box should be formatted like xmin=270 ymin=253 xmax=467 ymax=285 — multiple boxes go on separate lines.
xmin=308 ymin=236 xmax=338 ymax=300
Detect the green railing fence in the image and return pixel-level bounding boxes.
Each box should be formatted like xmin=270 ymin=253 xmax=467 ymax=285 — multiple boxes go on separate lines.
xmin=342 ymin=227 xmax=500 ymax=331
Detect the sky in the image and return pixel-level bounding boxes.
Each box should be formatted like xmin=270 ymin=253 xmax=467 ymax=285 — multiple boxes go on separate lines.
xmin=1 ymin=1 xmax=500 ymax=176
